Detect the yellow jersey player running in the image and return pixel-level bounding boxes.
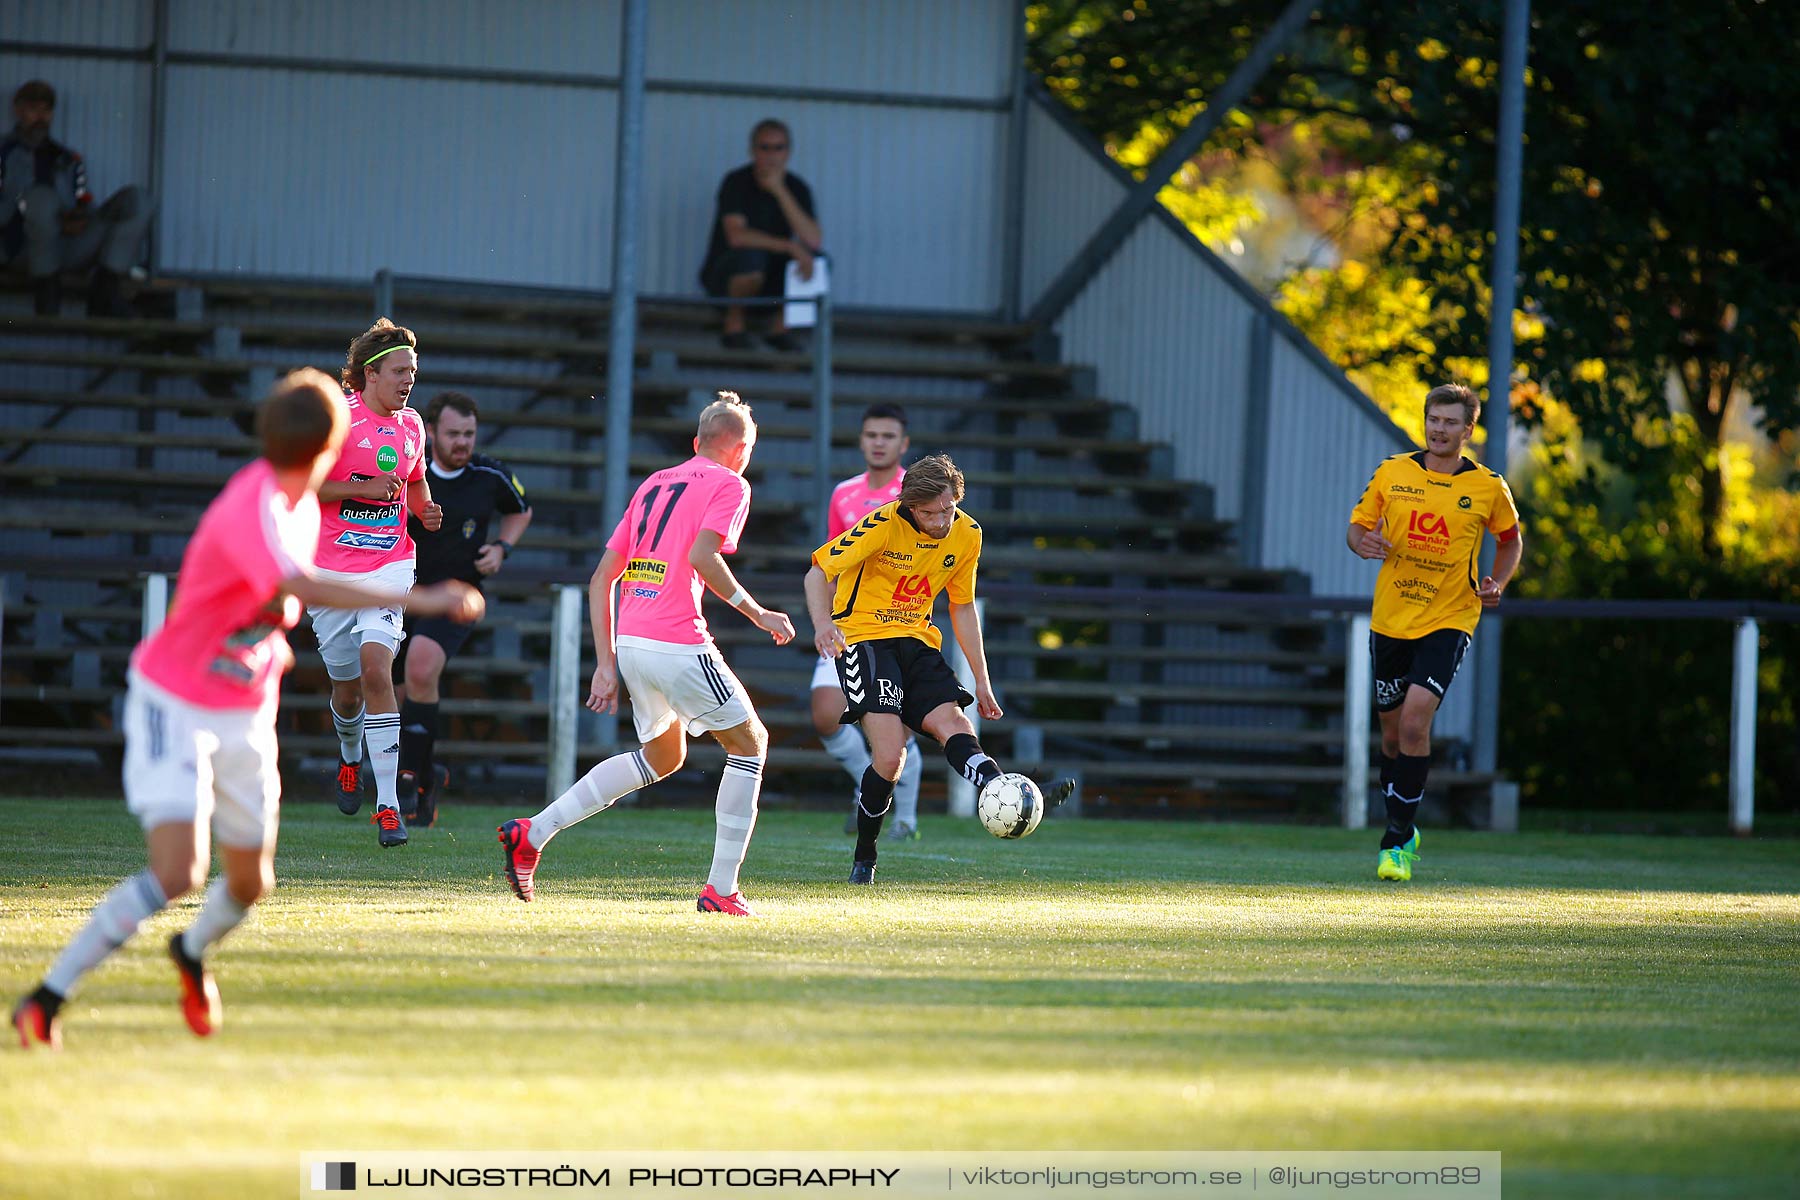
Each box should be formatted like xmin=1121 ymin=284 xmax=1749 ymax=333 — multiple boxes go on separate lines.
xmin=1348 ymin=384 xmax=1523 ymax=882
xmin=804 ymin=454 xmax=1072 ymax=884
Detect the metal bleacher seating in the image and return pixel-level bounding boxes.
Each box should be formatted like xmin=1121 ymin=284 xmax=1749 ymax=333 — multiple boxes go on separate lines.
xmin=0 ymin=276 xmax=1432 ymax=818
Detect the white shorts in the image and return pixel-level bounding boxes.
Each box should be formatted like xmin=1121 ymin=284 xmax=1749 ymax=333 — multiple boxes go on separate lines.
xmin=810 ymin=653 xmax=843 ymax=692
xmin=308 ymin=559 xmax=414 ymax=680
xmin=122 ymin=671 xmax=280 ymax=849
xmin=617 ymin=642 xmax=756 ymax=744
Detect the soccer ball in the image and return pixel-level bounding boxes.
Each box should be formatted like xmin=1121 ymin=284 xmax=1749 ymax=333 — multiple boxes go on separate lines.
xmin=977 ymin=772 xmax=1044 ymax=839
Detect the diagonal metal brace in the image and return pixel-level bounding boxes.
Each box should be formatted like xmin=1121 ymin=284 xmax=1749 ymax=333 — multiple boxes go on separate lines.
xmin=1026 ymin=0 xmax=1317 ymax=328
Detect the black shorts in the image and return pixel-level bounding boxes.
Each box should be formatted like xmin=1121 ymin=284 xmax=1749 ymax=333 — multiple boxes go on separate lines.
xmin=401 ymin=614 xmax=477 ymax=666
xmin=836 ymin=637 xmax=974 ymax=735
xmin=1370 ymin=628 xmax=1472 ymax=712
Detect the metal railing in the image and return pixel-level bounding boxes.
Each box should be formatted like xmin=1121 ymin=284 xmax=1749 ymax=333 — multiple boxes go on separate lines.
xmin=120 ymin=574 xmax=1797 ymax=831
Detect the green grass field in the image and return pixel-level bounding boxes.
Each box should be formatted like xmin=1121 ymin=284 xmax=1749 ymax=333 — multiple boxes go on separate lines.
xmin=2 ymin=795 xmax=1797 ymax=1199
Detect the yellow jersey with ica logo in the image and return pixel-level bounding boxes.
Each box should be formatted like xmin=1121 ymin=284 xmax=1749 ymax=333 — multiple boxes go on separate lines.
xmin=1350 ymin=452 xmax=1521 ymax=639
xmin=810 ymin=500 xmax=982 ymax=651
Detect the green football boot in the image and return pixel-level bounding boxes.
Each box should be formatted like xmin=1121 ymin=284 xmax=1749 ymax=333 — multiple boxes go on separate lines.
xmin=1376 ymin=828 xmax=1420 ymax=881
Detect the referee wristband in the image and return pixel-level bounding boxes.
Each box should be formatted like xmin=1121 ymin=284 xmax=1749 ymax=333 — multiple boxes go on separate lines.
xmin=495 ymin=540 xmax=512 ymax=558
xmin=725 ymin=587 xmax=749 ymax=610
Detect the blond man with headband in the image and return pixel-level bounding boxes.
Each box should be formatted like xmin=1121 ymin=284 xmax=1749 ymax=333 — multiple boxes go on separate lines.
xmin=804 ymin=454 xmax=1073 ymax=884
xmin=308 ymin=318 xmax=441 ymax=848
xmin=12 ymin=370 xmax=481 ymax=1049
xmin=498 ymin=392 xmax=794 ymax=914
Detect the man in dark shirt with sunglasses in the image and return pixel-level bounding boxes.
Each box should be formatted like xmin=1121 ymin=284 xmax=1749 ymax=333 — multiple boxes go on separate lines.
xmin=698 ymin=118 xmax=823 ymax=352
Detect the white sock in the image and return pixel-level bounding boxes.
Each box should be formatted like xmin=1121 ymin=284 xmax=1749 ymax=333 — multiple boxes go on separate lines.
xmin=820 ymin=724 xmax=871 ymax=785
xmin=332 ymin=701 xmax=365 ymax=765
xmin=44 ymin=870 xmax=168 ymax=997
xmin=180 ymin=876 xmax=251 ymax=959
xmin=529 ymin=750 xmax=657 ymax=850
xmin=366 ymin=713 xmax=401 ymax=809
xmin=708 ymin=754 xmax=764 ymax=896
xmin=894 ymin=735 xmax=922 ymax=824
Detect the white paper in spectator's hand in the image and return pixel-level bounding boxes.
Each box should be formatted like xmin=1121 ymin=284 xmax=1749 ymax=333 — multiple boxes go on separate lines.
xmin=784 ymin=256 xmax=829 ymax=329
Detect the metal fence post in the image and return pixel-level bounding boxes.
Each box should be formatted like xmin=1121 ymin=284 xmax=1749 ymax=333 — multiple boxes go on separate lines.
xmin=546 ymin=585 xmax=582 ymax=805
xmin=944 ymin=598 xmax=984 ymax=818
xmin=1729 ymin=616 xmax=1759 ymax=835
xmin=1342 ymin=612 xmax=1371 ymax=829
xmin=141 ymin=573 xmax=170 ymax=641
xmin=373 ymin=268 xmax=393 ymax=319
xmin=811 ymin=290 xmax=835 ymax=546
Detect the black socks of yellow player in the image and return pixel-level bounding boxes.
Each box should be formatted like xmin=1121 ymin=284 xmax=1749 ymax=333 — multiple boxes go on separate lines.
xmin=945 ymin=733 xmax=1001 ymax=791
xmin=854 ymin=765 xmax=895 ymax=861
xmin=1380 ymin=753 xmax=1429 ymax=848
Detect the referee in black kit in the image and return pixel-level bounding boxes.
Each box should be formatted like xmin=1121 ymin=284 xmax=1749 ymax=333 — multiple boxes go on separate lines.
xmin=396 ymin=392 xmax=532 ymax=824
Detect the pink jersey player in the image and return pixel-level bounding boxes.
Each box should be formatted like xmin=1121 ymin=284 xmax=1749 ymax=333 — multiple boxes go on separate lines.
xmin=314 ymin=392 xmax=426 ymax=573
xmin=606 ymin=454 xmax=753 ymax=647
xmin=827 ymin=466 xmax=906 ymax=539
xmin=133 ymin=459 xmax=320 ymax=711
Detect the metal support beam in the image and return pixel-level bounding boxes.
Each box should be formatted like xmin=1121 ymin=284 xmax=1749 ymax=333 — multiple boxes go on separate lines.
xmin=944 ymin=599 xmax=985 ymax=818
xmin=1025 ymin=0 xmax=1315 ymax=328
xmin=1341 ymin=612 xmax=1371 ymax=829
xmin=141 ymin=573 xmax=169 ymax=641
xmin=1728 ymin=617 xmax=1759 ymax=835
xmin=146 ymin=0 xmax=170 ymax=273
xmin=373 ymin=268 xmax=393 ymax=319
xmin=546 ymin=585 xmax=582 ymax=805
xmin=999 ymin=2 xmax=1031 ymax=321
xmin=597 ymin=0 xmax=649 ymax=755
xmin=810 ymin=290 xmax=835 ymax=547
xmin=1472 ymin=0 xmax=1531 ymax=775
xmin=1239 ymin=311 xmax=1275 ymax=566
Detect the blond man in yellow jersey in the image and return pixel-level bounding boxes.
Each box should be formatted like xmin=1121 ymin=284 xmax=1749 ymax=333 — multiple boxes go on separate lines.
xmin=1348 ymin=384 xmax=1523 ymax=882
xmin=804 ymin=454 xmax=1072 ymax=883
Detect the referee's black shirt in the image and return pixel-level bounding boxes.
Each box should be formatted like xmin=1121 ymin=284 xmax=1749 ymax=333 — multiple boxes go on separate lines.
xmin=408 ymin=453 xmax=530 ymax=587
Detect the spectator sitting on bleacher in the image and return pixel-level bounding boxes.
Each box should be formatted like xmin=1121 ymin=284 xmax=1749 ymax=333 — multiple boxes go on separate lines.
xmin=697 ymin=118 xmax=822 ymax=353
xmin=1 ymin=79 xmax=155 ymax=318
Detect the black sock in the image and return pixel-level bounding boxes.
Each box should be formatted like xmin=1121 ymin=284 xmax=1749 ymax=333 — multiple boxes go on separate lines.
xmin=31 ymin=984 xmax=64 ymax=1020
xmin=944 ymin=733 xmax=1002 ymax=791
xmin=1379 ymin=752 xmax=1397 ymax=797
xmin=854 ymin=765 xmax=896 ymax=862
xmin=1380 ymin=753 xmax=1429 ymax=849
xmin=399 ymin=700 xmax=438 ymax=789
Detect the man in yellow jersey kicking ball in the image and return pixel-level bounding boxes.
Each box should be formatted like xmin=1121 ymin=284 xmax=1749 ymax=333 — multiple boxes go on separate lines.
xmin=804 ymin=454 xmax=1072 ymax=884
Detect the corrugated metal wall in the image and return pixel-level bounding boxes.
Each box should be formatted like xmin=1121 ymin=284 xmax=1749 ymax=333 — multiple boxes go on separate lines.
xmin=1018 ymin=98 xmax=1119 ymax=314
xmin=7 ymin=0 xmax=1012 ymax=307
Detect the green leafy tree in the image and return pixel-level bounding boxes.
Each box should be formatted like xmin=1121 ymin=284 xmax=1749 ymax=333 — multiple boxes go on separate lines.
xmin=1029 ymin=0 xmax=1800 ymax=556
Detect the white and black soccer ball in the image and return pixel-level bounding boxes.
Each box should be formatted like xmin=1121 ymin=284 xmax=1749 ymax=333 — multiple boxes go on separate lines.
xmin=976 ymin=772 xmax=1044 ymax=839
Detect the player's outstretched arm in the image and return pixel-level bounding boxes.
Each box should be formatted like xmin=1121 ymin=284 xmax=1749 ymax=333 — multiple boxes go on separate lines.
xmin=948 ymin=599 xmax=1001 ymax=720
xmin=285 ymin=575 xmax=483 ymax=623
xmin=690 ymin=530 xmax=794 ymax=644
xmin=803 ymin=565 xmax=845 ymax=657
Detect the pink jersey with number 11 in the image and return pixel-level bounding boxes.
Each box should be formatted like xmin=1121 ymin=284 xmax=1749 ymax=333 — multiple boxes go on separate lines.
xmin=606 ymin=455 xmax=752 ymax=647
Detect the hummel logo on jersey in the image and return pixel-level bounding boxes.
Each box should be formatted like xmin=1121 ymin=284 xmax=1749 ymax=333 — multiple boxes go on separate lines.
xmin=358 ymin=437 xmax=373 ymax=448
xmin=829 ymin=510 xmax=889 ymax=556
